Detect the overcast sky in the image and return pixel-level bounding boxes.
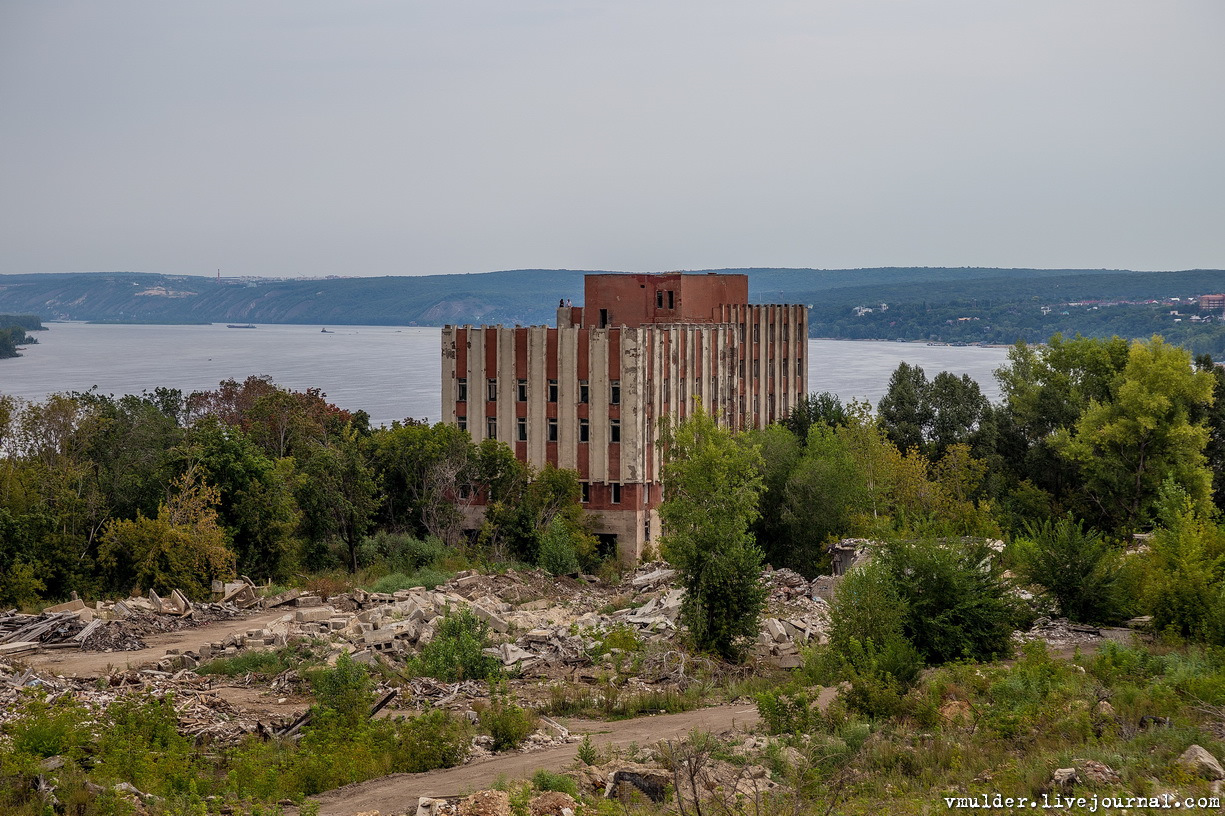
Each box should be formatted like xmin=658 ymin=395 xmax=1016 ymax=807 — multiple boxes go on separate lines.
xmin=1 ymin=1 xmax=1222 ymax=278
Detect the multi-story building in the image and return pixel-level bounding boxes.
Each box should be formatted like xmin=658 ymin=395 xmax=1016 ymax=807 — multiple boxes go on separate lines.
xmin=440 ymin=272 xmax=808 ymax=563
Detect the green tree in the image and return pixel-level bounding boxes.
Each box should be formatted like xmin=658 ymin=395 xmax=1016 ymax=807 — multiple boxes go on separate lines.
xmin=96 ymin=467 xmax=236 ymax=598
xmin=877 ymin=362 xmax=931 ymax=453
xmin=296 ymin=429 xmax=379 ymax=573
xmin=658 ymin=402 xmax=767 ymax=661
xmin=1052 ymin=336 xmax=1214 ymax=530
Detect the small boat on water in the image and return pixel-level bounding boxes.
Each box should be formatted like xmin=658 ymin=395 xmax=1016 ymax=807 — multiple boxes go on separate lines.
xmin=226 ymin=324 xmax=256 ymax=329
xmin=320 ymin=327 xmax=333 ymax=333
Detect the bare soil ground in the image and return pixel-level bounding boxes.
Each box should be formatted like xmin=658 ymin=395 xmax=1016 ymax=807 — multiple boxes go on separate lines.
xmin=23 ymin=610 xmax=289 ymax=677
xmin=307 ymin=703 xmax=764 ymax=816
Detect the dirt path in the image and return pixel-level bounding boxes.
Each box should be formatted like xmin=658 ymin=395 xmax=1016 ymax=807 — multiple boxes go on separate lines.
xmin=308 ymin=703 xmax=763 ymax=816
xmin=24 ymin=610 xmax=291 ymax=677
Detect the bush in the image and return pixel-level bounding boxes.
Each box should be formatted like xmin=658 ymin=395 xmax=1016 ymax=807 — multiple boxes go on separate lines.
xmin=537 ymin=517 xmax=580 ymax=576
xmin=756 ymin=687 xmax=824 ymax=735
xmin=1013 ymin=515 xmax=1125 ymax=623
xmin=311 ymin=652 xmax=373 ymax=728
xmin=359 ymin=531 xmax=448 ymax=572
xmin=368 ymin=568 xmax=453 ymax=593
xmin=480 ymin=698 xmax=537 ymax=751
xmin=532 ymin=769 xmax=579 ymax=796
xmin=395 ymin=709 xmax=473 ymax=771
xmin=879 ymin=538 xmax=1026 ymax=664
xmin=414 ymin=608 xmax=501 ymax=682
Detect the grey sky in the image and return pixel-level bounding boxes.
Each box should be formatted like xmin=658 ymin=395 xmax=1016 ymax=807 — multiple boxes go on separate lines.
xmin=1 ymin=1 xmax=1222 ymax=277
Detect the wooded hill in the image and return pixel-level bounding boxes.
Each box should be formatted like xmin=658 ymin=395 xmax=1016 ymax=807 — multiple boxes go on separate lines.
xmin=1 ymin=268 xmax=1222 ymax=348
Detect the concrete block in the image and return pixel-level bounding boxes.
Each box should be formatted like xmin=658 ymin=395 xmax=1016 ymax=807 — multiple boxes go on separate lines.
xmin=44 ymin=599 xmax=86 ymax=614
xmin=473 ymin=604 xmax=508 ymax=633
xmin=295 ymin=607 xmax=332 ymax=623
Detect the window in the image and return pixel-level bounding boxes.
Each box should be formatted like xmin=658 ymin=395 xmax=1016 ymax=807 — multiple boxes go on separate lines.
xmin=783 ymin=324 xmax=789 ymax=341
xmin=796 ymin=357 xmax=803 ymax=376
xmin=610 ymin=419 xmax=621 ymax=443
xmin=599 ymin=308 xmax=609 ymax=328
xmin=610 ymin=380 xmax=621 ymax=404
xmin=656 ymin=290 xmax=664 ymax=309
xmin=579 ymin=418 xmax=589 ymax=442
xmin=548 ymin=379 xmax=558 ymax=402
xmin=581 ymin=482 xmax=590 ymax=503
xmin=611 ymin=483 xmax=621 ymax=504
xmin=457 ymin=378 xmax=468 ymax=402
xmin=457 ymin=416 xmax=467 ymax=432
xmin=517 ymin=417 xmax=527 ymax=441
xmin=517 ymin=379 xmax=527 ymax=402
xmin=667 ymin=290 xmax=675 ymax=309
xmin=579 ymin=380 xmax=589 ymax=403
xmin=458 ymin=484 xmax=472 ymax=499
xmin=548 ymin=417 xmax=558 ymax=442
xmin=754 ymin=324 xmax=760 ymax=342
xmin=487 ymin=378 xmax=497 ymax=401
xmin=486 ymin=417 xmax=497 ymax=440
xmin=753 ymin=360 xmax=760 ymax=377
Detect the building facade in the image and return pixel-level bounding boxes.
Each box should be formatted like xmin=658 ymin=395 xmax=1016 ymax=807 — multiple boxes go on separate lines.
xmin=440 ymin=272 xmax=808 ymax=563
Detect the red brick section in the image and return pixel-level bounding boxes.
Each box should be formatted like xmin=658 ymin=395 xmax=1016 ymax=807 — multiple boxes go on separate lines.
xmin=581 ymin=273 xmax=748 ymax=328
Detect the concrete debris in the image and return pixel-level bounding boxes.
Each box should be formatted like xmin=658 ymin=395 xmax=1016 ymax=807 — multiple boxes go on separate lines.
xmin=1013 ymin=617 xmax=1104 ymax=649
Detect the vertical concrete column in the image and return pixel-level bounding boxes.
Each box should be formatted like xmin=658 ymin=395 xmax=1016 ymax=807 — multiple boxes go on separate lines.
xmin=469 ymin=327 xmax=486 ymax=442
xmin=497 ymin=328 xmax=515 ymax=447
xmin=558 ymin=327 xmax=578 ymax=470
xmin=528 ymin=327 xmax=548 ymax=469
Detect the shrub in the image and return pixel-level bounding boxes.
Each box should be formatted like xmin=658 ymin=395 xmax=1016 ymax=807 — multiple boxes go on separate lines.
xmin=394 ymin=709 xmax=473 ymax=771
xmin=576 ymin=734 xmax=599 ymax=766
xmin=756 ymin=687 xmax=824 ymax=735
xmin=879 ymin=538 xmax=1026 ymax=664
xmin=311 ymin=652 xmax=373 ymax=728
xmin=5 ymin=692 xmax=90 ymax=759
xmin=368 ymin=567 xmax=453 ymax=593
xmin=1013 ymin=515 xmax=1125 ymax=623
xmin=480 ymin=698 xmax=537 ymax=751
xmin=532 ymin=769 xmax=579 ymax=796
xmin=414 ymin=608 xmax=501 ymax=682
xmin=537 ymin=517 xmax=581 ymax=576
xmin=359 ymin=531 xmax=448 ymax=572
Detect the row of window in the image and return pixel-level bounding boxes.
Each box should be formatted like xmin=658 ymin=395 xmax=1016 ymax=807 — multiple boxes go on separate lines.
xmin=457 ymin=378 xmax=621 ymax=405
xmin=457 ymin=416 xmax=621 ymax=444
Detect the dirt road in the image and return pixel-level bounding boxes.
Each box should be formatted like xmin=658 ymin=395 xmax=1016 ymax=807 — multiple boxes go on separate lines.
xmin=308 ymin=703 xmax=762 ymax=816
xmin=24 ymin=610 xmax=291 ymax=677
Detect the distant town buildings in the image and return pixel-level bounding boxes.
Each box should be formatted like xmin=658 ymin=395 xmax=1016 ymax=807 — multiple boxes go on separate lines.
xmin=441 ymin=272 xmax=808 ymax=563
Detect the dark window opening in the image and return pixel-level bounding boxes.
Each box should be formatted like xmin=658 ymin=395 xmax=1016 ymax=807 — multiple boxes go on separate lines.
xmin=581 ymin=482 xmax=590 ymax=503
xmin=579 ymin=418 xmax=589 ymax=442
xmin=667 ymin=290 xmax=675 ymax=309
xmin=457 ymin=416 xmax=467 ymax=432
xmin=457 ymin=378 xmax=468 ymax=402
xmin=548 ymin=418 xmax=558 ymax=442
xmin=486 ymin=417 xmax=497 ymax=440
xmin=579 ymin=380 xmax=589 ymax=403
xmin=611 ymin=483 xmax=622 ymax=504
xmin=599 ymin=308 xmax=609 ymax=328
xmin=610 ymin=380 xmax=621 ymax=404
xmin=517 ymin=417 xmax=527 ymax=441
xmin=487 ymin=378 xmax=497 ymax=401
xmin=548 ymin=379 xmax=558 ymax=402
xmin=517 ymin=379 xmax=527 ymax=402
xmin=596 ymin=533 xmax=618 ymax=559
xmin=610 ymin=419 xmax=621 ymax=443
xmin=656 ymin=290 xmax=664 ymax=309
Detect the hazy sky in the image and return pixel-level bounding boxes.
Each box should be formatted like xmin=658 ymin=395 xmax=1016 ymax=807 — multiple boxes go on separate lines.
xmin=2 ymin=1 xmax=1222 ymax=278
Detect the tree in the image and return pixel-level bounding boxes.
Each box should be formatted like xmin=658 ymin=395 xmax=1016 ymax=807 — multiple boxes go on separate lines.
xmin=782 ymin=392 xmax=849 ymax=442
xmin=658 ymin=402 xmax=767 ymax=661
xmin=1052 ymin=336 xmax=1214 ymax=530
xmin=96 ymin=467 xmax=236 ymax=599
xmin=877 ymin=362 xmax=931 ymax=453
xmin=296 ymin=430 xmax=379 ymax=573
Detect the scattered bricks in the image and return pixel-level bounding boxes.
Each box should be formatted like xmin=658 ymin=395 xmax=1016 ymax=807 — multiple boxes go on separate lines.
xmin=293 ymin=595 xmax=322 ymax=608
xmin=294 ymin=608 xmax=332 ymax=623
xmin=328 ymin=618 xmax=348 ymax=631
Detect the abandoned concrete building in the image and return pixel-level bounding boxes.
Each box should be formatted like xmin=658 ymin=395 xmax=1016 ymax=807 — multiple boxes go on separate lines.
xmin=440 ymin=272 xmax=808 ymax=562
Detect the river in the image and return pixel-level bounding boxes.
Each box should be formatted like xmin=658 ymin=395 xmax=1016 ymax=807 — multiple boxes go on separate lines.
xmin=0 ymin=323 xmax=1014 ymax=427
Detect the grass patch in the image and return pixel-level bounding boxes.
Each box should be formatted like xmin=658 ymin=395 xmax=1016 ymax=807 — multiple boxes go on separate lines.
xmin=367 ymin=567 xmax=454 ymax=594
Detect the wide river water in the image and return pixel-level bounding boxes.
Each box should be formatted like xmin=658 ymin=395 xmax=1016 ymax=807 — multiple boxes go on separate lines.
xmin=0 ymin=323 xmax=1014 ymax=427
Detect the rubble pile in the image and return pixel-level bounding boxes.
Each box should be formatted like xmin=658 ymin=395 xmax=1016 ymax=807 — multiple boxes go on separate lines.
xmin=1013 ymin=617 xmax=1104 ymax=648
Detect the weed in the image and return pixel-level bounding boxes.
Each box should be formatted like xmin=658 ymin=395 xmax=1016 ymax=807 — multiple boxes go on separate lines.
xmin=531 ymin=769 xmax=578 ymax=796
